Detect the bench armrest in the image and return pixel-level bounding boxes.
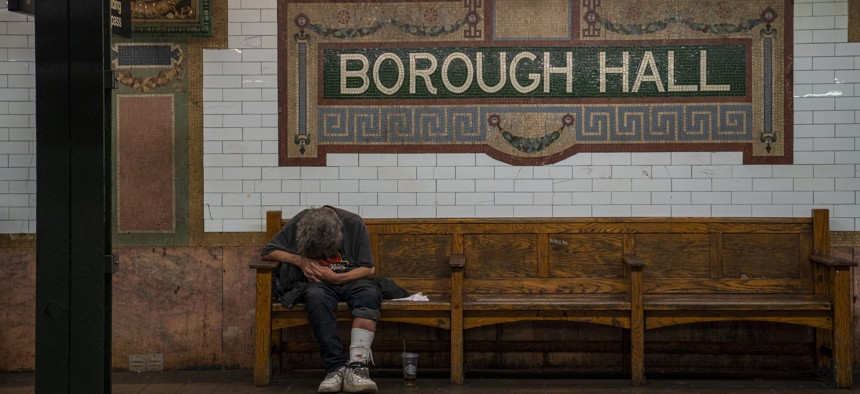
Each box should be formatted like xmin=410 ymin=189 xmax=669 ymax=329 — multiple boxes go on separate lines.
xmin=449 ymin=254 xmax=465 ymax=269
xmin=623 ymin=254 xmax=645 ymax=270
xmin=810 ymin=254 xmax=857 ymax=268
xmin=250 ymin=259 xmax=278 ymax=271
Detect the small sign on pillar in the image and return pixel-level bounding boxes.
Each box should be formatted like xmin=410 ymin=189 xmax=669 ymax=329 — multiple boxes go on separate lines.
xmin=111 ymin=0 xmax=131 ymax=38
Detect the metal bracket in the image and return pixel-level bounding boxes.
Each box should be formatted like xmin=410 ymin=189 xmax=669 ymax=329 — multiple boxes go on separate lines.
xmin=105 ymin=254 xmax=119 ymax=274
xmin=107 ymin=69 xmax=118 ymax=90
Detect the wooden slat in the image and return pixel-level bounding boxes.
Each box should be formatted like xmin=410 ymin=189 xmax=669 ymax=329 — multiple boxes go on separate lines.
xmin=646 ymin=313 xmax=832 ymax=330
xmin=273 ymin=297 xmax=452 ymax=313
xmin=721 ymin=233 xmax=802 ymax=279
xmin=464 ymin=311 xmax=631 ymax=330
xmin=464 ymin=294 xmax=630 ymax=310
xmin=635 ymin=233 xmax=711 ymax=278
xmin=548 ymin=234 xmax=624 ymax=278
xmin=537 ymin=232 xmax=549 ymax=278
xmin=464 ymin=278 xmax=629 ymax=294
xmin=642 ymin=279 xmax=812 ymax=294
xmin=464 ymin=233 xmax=538 ymax=278
xmin=376 ymin=234 xmax=451 ymax=278
xmin=643 ymin=294 xmax=832 ymax=310
xmin=384 ymin=278 xmax=454 ymax=294
xmin=710 ymin=233 xmax=722 ymax=279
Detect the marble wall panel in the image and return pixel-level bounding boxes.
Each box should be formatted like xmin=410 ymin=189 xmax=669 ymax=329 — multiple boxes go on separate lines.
xmin=111 ymin=247 xmax=224 ymax=369
xmin=220 ymin=247 xmax=258 ymax=369
xmin=0 ymin=248 xmax=35 ymax=371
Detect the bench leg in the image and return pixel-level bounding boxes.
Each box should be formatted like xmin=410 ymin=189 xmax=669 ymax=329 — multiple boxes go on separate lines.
xmin=254 ymin=272 xmax=273 ymax=386
xmin=832 ymin=268 xmax=853 ymax=389
xmin=629 ymin=265 xmax=645 ymax=386
xmin=630 ymin=323 xmax=645 ymax=386
xmin=451 ymin=309 xmax=464 ymax=384
xmin=253 ymin=316 xmax=272 ymax=386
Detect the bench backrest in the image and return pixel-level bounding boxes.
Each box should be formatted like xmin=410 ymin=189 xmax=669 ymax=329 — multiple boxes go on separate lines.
xmin=455 ymin=219 xmax=634 ymax=295
xmin=269 ymin=211 xmax=827 ymax=297
xmin=631 ymin=216 xmax=818 ymax=294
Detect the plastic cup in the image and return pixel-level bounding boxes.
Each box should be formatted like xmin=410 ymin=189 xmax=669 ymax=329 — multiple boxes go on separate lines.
xmin=401 ymin=352 xmax=419 ymax=386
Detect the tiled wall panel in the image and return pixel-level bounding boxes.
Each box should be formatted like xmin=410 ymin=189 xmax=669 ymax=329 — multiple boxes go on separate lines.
xmin=0 ymin=11 xmax=34 ymax=233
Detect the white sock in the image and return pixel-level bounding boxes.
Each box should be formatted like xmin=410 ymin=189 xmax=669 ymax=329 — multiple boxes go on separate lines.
xmin=348 ymin=328 xmax=375 ymax=366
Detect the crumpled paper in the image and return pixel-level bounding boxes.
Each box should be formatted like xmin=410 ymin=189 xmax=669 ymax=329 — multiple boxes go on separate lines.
xmin=392 ymin=292 xmax=430 ymax=301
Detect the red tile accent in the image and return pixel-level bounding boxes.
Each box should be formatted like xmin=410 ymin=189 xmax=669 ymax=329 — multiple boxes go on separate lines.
xmin=117 ymin=95 xmax=175 ymax=233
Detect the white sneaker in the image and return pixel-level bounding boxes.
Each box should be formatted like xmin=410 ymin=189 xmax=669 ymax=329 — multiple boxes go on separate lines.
xmin=342 ymin=366 xmax=378 ymax=393
xmin=317 ymin=365 xmax=346 ymax=393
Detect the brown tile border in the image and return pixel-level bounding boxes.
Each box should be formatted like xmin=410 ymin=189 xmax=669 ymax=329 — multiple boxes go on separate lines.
xmin=851 ymin=0 xmax=860 ymax=43
xmin=117 ymin=95 xmax=176 ymax=233
xmin=832 ymin=231 xmax=860 ymax=248
xmin=0 ymin=234 xmax=35 ymax=248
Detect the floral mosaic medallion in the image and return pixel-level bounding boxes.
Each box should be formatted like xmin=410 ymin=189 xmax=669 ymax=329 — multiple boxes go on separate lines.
xmin=278 ymin=0 xmax=791 ymax=166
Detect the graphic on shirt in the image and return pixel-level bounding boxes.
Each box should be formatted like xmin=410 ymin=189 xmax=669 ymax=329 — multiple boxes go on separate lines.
xmin=318 ymin=253 xmax=351 ymax=273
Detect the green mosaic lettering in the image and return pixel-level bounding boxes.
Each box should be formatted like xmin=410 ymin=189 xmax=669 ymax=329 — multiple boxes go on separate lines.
xmin=322 ymin=45 xmax=746 ymax=100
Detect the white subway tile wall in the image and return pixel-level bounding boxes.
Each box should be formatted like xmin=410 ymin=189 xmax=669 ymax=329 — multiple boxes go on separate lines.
xmin=199 ymin=0 xmax=860 ymax=232
xmin=0 ymin=10 xmax=34 ymax=233
xmin=0 ymin=1 xmax=858 ymax=233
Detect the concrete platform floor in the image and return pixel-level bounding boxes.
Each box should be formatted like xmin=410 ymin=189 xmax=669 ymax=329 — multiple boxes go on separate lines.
xmin=1 ymin=370 xmax=858 ymax=393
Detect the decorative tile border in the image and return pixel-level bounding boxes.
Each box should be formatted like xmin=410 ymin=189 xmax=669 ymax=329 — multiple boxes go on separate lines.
xmin=279 ymin=0 xmax=791 ymax=166
xmin=850 ymin=1 xmax=860 ymax=43
xmin=111 ymin=40 xmax=193 ymax=245
xmin=131 ymin=0 xmax=213 ymax=36
xmin=111 ymin=43 xmax=185 ymax=92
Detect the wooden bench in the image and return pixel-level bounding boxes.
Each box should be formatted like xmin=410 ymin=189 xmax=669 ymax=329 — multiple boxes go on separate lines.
xmin=625 ymin=209 xmax=855 ymax=388
xmin=251 ymin=209 xmax=854 ymax=388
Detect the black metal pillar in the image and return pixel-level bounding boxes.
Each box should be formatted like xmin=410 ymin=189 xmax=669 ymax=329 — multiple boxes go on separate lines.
xmin=35 ymin=0 xmax=112 ymax=392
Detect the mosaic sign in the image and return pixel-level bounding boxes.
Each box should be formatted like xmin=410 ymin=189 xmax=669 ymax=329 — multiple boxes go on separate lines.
xmin=278 ymin=0 xmax=791 ymax=165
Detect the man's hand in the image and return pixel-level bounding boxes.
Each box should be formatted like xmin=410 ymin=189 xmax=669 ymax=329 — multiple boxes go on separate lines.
xmin=262 ymin=249 xmax=373 ymax=285
xmin=298 ymin=257 xmax=341 ymax=284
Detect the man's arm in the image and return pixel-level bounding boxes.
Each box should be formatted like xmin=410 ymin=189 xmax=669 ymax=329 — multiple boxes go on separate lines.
xmin=329 ymin=266 xmax=374 ymax=284
xmin=262 ymin=249 xmax=375 ymax=284
xmin=262 ymin=249 xmax=327 ymax=283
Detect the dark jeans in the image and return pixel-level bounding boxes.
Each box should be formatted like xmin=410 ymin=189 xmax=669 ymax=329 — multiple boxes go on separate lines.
xmin=302 ymin=278 xmax=381 ymax=373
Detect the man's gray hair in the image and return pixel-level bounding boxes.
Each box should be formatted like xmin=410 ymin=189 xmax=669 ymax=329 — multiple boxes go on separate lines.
xmin=296 ymin=207 xmax=343 ymax=259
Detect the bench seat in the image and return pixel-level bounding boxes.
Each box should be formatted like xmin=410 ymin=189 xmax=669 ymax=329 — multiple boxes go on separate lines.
xmin=273 ymin=296 xmax=453 ymax=313
xmin=271 ymin=296 xmax=453 ymax=330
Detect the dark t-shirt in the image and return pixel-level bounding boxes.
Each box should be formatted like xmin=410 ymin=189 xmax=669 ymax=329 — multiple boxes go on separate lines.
xmin=260 ymin=206 xmax=374 ymax=273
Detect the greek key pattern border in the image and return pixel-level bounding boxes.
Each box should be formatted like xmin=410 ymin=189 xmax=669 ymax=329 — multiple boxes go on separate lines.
xmin=317 ymin=104 xmax=753 ymax=144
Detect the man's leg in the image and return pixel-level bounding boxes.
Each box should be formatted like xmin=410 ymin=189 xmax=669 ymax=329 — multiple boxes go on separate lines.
xmin=342 ymin=279 xmax=381 ymax=393
xmin=348 ymin=318 xmax=376 ymax=367
xmin=303 ymin=282 xmax=346 ymax=372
